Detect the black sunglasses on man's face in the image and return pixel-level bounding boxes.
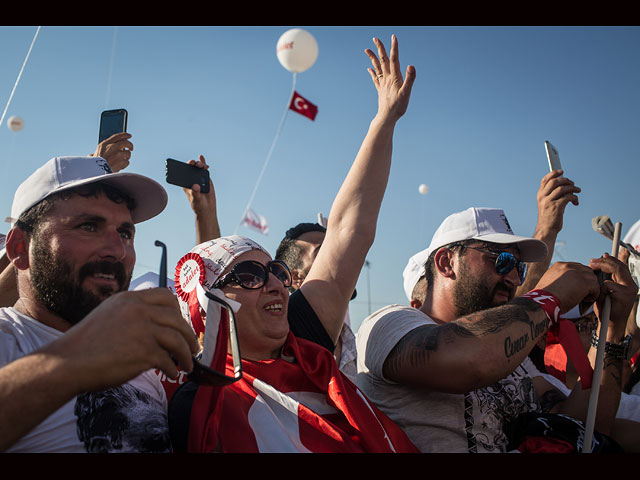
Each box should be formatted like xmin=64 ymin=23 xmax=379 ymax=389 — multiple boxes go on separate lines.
xmin=155 ymin=241 xmax=242 ymax=386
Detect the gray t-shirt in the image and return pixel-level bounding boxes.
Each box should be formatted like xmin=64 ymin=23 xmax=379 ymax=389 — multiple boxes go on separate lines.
xmin=355 ymin=304 xmax=541 ymax=453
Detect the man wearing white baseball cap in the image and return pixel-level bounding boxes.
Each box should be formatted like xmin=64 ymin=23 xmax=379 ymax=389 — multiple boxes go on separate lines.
xmin=356 ymin=206 xmax=638 ymax=452
xmin=0 ymin=156 xmax=199 ymax=452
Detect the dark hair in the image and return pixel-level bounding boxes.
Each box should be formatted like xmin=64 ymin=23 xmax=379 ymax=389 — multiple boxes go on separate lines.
xmin=283 ymin=222 xmax=326 ymax=240
xmin=275 ymin=222 xmax=326 ymax=272
xmin=423 ymin=240 xmax=472 ymax=295
xmin=411 ymin=276 xmax=428 ymax=303
xmin=15 ymin=182 xmax=136 ymax=236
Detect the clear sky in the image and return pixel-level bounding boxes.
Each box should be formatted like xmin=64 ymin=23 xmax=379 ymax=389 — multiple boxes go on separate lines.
xmin=1 ymin=26 xmax=638 ymax=333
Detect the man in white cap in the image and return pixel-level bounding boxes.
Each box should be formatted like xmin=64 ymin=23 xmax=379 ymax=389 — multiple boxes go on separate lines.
xmin=0 ymin=156 xmax=199 ymax=452
xmin=0 ymin=132 xmax=138 ymax=309
xmin=356 ymin=206 xmax=638 ymax=452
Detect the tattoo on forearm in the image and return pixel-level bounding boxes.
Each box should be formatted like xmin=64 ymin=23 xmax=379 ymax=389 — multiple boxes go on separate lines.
xmin=384 ymin=301 xmax=547 ymax=376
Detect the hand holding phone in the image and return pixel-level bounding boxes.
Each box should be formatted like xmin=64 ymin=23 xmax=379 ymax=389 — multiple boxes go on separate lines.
xmin=165 ymin=158 xmax=210 ymax=193
xmin=544 ymin=140 xmax=562 ymax=172
xmin=99 ymin=109 xmax=128 ymax=143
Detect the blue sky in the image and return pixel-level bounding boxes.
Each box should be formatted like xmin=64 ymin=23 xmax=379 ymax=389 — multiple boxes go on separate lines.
xmin=1 ymin=26 xmax=638 ymax=332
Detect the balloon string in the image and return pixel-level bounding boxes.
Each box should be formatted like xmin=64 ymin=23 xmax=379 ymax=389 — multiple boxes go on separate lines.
xmin=234 ymin=72 xmax=297 ymax=234
xmin=104 ymin=26 xmax=119 ymax=109
xmin=0 ymin=26 xmax=41 ymax=128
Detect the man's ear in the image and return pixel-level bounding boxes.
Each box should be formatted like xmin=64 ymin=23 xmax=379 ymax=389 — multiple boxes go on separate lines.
xmin=6 ymin=227 xmax=30 ymax=270
xmin=290 ymin=269 xmax=305 ymax=290
xmin=433 ymin=247 xmax=456 ymax=280
xmin=410 ymin=298 xmax=423 ymax=309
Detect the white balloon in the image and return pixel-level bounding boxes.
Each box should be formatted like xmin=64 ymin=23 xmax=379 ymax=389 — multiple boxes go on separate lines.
xmin=7 ymin=115 xmax=24 ymax=132
xmin=418 ymin=184 xmax=429 ymax=195
xmin=276 ymin=28 xmax=318 ymax=73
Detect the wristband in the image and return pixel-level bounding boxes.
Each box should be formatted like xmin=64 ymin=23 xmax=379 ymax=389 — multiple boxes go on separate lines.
xmin=521 ymin=289 xmax=594 ymax=390
xmin=520 ymin=289 xmax=561 ymax=328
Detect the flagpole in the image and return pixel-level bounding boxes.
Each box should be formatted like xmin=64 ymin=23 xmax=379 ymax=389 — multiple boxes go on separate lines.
xmin=581 ymin=221 xmax=622 ymax=452
xmin=0 ymin=26 xmax=41 ymax=128
xmin=235 ymin=72 xmax=298 ymax=234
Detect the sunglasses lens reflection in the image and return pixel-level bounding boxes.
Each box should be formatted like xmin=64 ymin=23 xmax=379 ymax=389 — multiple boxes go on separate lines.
xmin=495 ymin=253 xmax=526 ymax=283
xmin=235 ymin=262 xmax=267 ymax=288
xmin=233 ymin=260 xmax=291 ymax=289
xmin=271 ymin=261 xmax=292 ymax=286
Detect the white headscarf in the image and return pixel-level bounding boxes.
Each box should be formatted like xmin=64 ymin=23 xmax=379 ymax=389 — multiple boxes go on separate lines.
xmin=174 ymin=235 xmax=268 ymax=365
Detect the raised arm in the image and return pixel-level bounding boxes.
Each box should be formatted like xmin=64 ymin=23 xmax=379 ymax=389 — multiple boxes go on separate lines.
xmin=182 ymin=155 xmax=221 ymax=244
xmin=300 ymin=35 xmax=416 ymax=343
xmin=516 ymin=169 xmax=581 ymax=295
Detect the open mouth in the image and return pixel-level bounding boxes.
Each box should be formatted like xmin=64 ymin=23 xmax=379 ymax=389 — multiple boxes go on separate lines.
xmin=87 ymin=272 xmax=121 ymax=292
xmin=80 ymin=261 xmax=127 ymax=292
xmin=263 ymin=302 xmax=284 ymax=314
xmin=94 ymin=273 xmax=116 ymax=280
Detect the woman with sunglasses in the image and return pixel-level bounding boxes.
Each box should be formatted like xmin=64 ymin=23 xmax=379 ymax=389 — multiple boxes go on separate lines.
xmin=169 ymin=235 xmax=419 ymax=453
xmin=166 ymin=35 xmax=420 ymax=453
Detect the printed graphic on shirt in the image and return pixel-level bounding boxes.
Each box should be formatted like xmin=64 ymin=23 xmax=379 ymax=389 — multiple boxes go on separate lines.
xmin=464 ymin=365 xmax=539 ymax=453
xmin=74 ymin=384 xmax=171 ymax=453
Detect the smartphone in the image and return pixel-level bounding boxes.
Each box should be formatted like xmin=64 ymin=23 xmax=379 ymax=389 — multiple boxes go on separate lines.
xmin=165 ymin=158 xmax=210 ymax=193
xmin=99 ymin=109 xmax=128 ymax=143
xmin=544 ymin=140 xmax=562 ymax=172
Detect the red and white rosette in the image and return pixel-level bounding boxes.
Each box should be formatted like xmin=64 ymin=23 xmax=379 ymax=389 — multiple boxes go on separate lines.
xmin=175 ymin=252 xmax=207 ymax=337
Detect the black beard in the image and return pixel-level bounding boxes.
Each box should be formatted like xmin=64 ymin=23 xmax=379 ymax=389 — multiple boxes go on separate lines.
xmin=30 ymin=238 xmax=131 ymax=325
xmin=452 ymin=261 xmax=513 ymax=317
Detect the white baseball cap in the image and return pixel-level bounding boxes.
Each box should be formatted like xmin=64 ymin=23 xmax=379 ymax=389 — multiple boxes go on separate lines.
xmin=402 ymin=207 xmax=548 ymax=301
xmin=402 ymin=247 xmax=430 ymax=301
xmin=7 ymin=156 xmax=167 ymax=225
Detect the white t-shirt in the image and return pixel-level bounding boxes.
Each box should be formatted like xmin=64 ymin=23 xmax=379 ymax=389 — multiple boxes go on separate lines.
xmin=355 ymin=304 xmax=541 ymax=453
xmin=0 ymin=307 xmax=170 ymax=453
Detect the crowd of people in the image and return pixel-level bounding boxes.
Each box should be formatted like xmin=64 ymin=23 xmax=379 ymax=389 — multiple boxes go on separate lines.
xmin=1 ymin=35 xmax=639 ymax=454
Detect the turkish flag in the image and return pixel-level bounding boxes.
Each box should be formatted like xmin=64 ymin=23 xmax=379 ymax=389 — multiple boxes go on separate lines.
xmin=289 ymin=91 xmax=318 ymax=121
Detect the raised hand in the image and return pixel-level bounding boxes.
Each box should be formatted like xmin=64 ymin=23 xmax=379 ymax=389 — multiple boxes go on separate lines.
xmin=182 ymin=154 xmax=220 ymax=243
xmin=535 ymin=169 xmax=581 ymax=235
xmin=365 ymin=35 xmax=416 ymax=121
xmin=92 ymin=132 xmax=134 ymax=172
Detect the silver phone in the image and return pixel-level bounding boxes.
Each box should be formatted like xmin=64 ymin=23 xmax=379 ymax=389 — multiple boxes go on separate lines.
xmin=544 ymin=140 xmax=562 ymax=172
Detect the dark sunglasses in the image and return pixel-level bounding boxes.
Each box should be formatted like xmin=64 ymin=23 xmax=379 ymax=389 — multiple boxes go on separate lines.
xmin=155 ymin=241 xmax=242 ymax=387
xmin=465 ymin=246 xmax=527 ymax=283
xmin=213 ymin=259 xmax=292 ymax=290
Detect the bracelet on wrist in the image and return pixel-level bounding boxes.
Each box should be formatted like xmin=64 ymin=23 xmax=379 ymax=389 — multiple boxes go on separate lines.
xmin=590 ymin=332 xmax=632 ymax=360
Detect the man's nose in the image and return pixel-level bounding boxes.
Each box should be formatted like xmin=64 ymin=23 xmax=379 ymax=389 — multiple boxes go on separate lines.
xmin=99 ymin=230 xmax=127 ymax=261
xmin=503 ymin=263 xmax=522 ymax=288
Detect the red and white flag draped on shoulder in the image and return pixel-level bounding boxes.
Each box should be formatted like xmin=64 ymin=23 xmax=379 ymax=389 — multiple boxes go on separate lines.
xmin=170 ymin=236 xmax=417 ymax=453
xmin=187 ymin=330 xmax=418 ymax=453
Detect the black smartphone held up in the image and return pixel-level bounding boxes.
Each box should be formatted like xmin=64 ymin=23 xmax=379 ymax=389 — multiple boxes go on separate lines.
xmin=165 ymin=158 xmax=210 ymax=193
xmin=99 ymin=109 xmax=128 ymax=143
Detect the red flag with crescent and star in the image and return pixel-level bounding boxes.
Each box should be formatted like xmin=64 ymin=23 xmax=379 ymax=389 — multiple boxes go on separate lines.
xmin=289 ymin=91 xmax=318 ymax=121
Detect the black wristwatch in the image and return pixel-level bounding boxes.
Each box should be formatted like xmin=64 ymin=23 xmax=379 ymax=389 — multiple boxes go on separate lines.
xmin=591 ymin=332 xmax=633 ymax=360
